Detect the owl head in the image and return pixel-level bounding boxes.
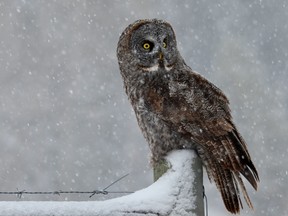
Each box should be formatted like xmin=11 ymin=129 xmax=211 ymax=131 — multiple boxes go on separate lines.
xmin=117 ymin=19 xmax=183 ymax=80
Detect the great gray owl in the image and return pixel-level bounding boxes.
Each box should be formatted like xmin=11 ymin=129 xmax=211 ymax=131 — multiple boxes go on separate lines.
xmin=117 ymin=19 xmax=259 ymax=214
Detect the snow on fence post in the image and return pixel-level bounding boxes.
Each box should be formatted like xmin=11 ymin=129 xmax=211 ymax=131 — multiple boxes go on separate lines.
xmin=0 ymin=150 xmax=204 ymax=216
xmin=154 ymin=150 xmax=204 ymax=216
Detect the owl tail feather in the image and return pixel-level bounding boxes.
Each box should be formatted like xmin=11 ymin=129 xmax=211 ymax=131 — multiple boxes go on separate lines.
xmin=229 ymin=130 xmax=259 ymax=190
xmin=213 ymin=166 xmax=242 ymax=213
xmin=206 ymin=162 xmax=256 ymax=214
xmin=234 ymin=172 xmax=254 ymax=209
xmin=197 ymin=140 xmax=257 ymax=214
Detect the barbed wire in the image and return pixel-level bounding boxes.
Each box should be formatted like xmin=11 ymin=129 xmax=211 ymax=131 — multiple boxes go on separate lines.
xmin=0 ymin=173 xmax=134 ymax=199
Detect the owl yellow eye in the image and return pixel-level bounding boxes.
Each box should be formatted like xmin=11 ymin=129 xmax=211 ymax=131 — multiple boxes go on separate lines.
xmin=163 ymin=37 xmax=168 ymax=48
xmin=143 ymin=43 xmax=150 ymax=50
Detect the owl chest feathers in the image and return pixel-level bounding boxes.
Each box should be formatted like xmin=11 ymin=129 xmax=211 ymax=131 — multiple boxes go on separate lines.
xmin=127 ymin=72 xmax=192 ymax=121
xmin=126 ymin=70 xmax=207 ymax=124
xmin=125 ymin=71 xmax=199 ymax=160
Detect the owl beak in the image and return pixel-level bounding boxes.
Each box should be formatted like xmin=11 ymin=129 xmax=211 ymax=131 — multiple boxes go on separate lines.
xmin=158 ymin=51 xmax=165 ymax=68
xmin=159 ymin=52 xmax=163 ymax=60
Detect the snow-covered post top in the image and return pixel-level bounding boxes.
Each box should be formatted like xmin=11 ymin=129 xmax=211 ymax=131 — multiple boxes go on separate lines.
xmin=154 ymin=150 xmax=204 ymax=216
xmin=0 ymin=150 xmax=204 ymax=216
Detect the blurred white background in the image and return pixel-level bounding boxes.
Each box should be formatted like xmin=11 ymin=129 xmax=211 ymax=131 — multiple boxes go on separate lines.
xmin=0 ymin=1 xmax=287 ymax=215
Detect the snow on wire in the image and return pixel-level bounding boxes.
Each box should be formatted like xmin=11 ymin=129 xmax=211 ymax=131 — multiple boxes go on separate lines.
xmin=0 ymin=174 xmax=134 ymax=199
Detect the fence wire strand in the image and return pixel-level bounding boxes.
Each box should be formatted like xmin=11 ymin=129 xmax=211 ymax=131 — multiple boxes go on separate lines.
xmin=0 ymin=174 xmax=133 ymax=199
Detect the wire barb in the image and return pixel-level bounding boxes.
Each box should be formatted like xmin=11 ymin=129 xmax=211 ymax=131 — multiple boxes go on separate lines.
xmin=90 ymin=173 xmax=130 ymax=198
xmin=16 ymin=188 xmax=25 ymax=199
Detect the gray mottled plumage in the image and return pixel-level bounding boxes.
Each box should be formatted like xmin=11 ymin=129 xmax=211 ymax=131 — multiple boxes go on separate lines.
xmin=117 ymin=19 xmax=259 ymax=214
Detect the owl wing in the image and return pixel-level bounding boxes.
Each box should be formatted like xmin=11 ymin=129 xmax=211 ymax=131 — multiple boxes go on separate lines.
xmin=145 ymin=69 xmax=259 ymax=213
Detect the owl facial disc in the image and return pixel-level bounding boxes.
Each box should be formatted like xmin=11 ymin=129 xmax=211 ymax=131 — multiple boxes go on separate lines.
xmin=128 ymin=20 xmax=178 ymax=72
